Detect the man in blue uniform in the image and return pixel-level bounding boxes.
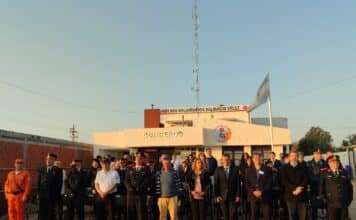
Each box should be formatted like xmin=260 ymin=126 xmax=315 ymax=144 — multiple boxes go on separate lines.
xmin=37 ymin=153 xmax=63 ymax=220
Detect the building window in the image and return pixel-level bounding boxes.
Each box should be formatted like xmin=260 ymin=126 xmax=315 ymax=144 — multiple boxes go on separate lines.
xmin=174 ymin=147 xmax=202 ymax=158
xmin=222 ymin=146 xmax=244 ymax=166
xmin=251 ymin=146 xmax=272 ymax=162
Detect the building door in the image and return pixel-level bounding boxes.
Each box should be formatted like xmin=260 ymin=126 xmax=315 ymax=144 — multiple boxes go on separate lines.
xmin=222 ymin=146 xmax=244 ymax=166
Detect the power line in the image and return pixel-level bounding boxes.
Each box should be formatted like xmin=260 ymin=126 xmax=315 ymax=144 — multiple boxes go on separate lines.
xmin=287 ymin=74 xmax=356 ymax=100
xmin=0 ymin=79 xmax=137 ymax=114
xmin=0 ymin=116 xmax=95 ymax=142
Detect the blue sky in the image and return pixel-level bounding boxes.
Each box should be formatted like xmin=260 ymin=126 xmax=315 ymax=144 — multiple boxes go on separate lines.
xmin=0 ymin=1 xmax=355 ymax=146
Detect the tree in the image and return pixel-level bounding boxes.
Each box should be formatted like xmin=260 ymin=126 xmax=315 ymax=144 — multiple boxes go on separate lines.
xmin=342 ymin=140 xmax=349 ymax=147
xmin=298 ymin=126 xmax=333 ymax=155
xmin=342 ymin=134 xmax=356 ymax=146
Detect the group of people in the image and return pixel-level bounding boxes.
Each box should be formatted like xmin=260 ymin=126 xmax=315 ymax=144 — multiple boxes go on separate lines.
xmin=239 ymin=150 xmax=353 ymax=220
xmin=3 ymin=148 xmax=354 ymax=220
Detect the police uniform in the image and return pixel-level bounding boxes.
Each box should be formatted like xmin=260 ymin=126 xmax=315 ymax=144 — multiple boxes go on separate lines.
xmin=38 ymin=153 xmax=63 ymax=220
xmin=114 ymin=167 xmax=128 ymax=220
xmin=319 ymin=156 xmax=353 ymax=220
xmin=4 ymin=159 xmax=32 ymax=220
xmin=124 ymin=164 xmax=150 ymax=220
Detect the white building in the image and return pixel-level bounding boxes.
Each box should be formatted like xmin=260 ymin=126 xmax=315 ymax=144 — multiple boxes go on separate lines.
xmin=93 ymin=104 xmax=291 ymax=165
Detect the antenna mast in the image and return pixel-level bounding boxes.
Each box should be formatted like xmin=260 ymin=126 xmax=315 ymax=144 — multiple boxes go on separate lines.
xmin=193 ymin=0 xmax=200 ymax=116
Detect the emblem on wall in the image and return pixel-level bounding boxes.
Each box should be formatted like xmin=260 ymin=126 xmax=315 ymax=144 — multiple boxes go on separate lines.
xmin=215 ymin=126 xmax=232 ymax=142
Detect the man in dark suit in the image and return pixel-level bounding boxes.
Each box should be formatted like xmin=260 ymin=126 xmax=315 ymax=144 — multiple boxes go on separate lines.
xmin=214 ymin=154 xmax=240 ymax=220
xmin=124 ymin=152 xmax=150 ymax=220
xmin=177 ymin=159 xmax=191 ymax=183
xmin=265 ymin=152 xmax=282 ymax=170
xmin=114 ymin=158 xmax=128 ymax=220
xmin=281 ymin=151 xmax=308 ymax=220
xmin=37 ymin=153 xmax=63 ymax=220
xmin=307 ymin=150 xmax=328 ymax=219
xmin=64 ymin=159 xmax=87 ymax=220
xmin=246 ymin=153 xmax=272 ymax=220
xmin=266 ymin=152 xmax=283 ymax=218
xmin=177 ymin=159 xmax=192 ymax=220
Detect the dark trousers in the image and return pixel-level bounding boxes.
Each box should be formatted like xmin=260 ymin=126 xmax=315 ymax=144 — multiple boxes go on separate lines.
xmin=279 ymin=193 xmax=289 ymax=219
xmin=57 ymin=197 xmax=64 ymax=220
xmin=287 ymin=201 xmax=306 ymax=220
xmin=178 ymin=192 xmax=191 ymax=220
xmin=327 ymin=206 xmax=349 ymax=220
xmin=147 ymin=196 xmax=160 ymax=220
xmin=95 ymin=194 xmax=113 ymax=220
xmin=113 ymin=195 xmax=127 ymax=220
xmin=39 ymin=196 xmax=57 ymax=220
xmin=271 ymin=190 xmax=280 ymax=216
xmin=127 ymin=195 xmax=146 ymax=220
xmin=151 ymin=196 xmax=160 ymax=220
xmin=190 ymin=199 xmax=205 ymax=220
xmin=241 ymin=190 xmax=248 ymax=214
xmin=311 ymin=197 xmax=325 ymax=219
xmin=65 ymin=196 xmax=85 ymax=220
xmin=219 ymin=199 xmax=237 ymax=220
xmin=250 ymin=200 xmax=270 ymax=220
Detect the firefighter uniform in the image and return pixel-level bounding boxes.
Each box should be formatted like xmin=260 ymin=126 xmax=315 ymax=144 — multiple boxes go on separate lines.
xmin=4 ymin=159 xmax=32 ymax=220
xmin=319 ymin=156 xmax=353 ymax=220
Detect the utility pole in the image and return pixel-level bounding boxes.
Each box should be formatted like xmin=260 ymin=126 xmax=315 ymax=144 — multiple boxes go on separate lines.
xmin=69 ymin=124 xmax=78 ymax=158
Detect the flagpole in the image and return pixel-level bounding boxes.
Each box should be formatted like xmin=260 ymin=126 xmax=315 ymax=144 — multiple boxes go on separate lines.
xmin=267 ymin=74 xmax=274 ymax=152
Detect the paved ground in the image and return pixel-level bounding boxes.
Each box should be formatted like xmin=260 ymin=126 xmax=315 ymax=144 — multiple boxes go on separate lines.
xmin=349 ymin=180 xmax=356 ymax=218
xmin=1 ymin=181 xmax=356 ymax=220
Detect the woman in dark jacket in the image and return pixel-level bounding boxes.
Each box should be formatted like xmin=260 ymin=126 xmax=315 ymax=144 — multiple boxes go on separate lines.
xmin=187 ymin=158 xmax=211 ymax=220
xmin=86 ymin=159 xmax=100 ymax=188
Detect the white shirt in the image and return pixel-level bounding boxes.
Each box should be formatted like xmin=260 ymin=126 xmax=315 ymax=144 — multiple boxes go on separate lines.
xmin=95 ymin=169 xmax=120 ymax=193
xmin=193 ymin=175 xmax=203 ymax=200
xmin=61 ymin=170 xmax=66 ymax=195
xmin=171 ymin=159 xmax=180 ymax=171
xmin=47 ymin=166 xmax=53 ymax=173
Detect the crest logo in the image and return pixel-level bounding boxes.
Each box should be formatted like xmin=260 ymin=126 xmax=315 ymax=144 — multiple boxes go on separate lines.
xmin=216 ymin=126 xmax=232 ymax=142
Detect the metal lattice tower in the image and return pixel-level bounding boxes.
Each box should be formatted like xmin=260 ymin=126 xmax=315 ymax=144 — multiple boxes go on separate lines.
xmin=69 ymin=124 xmax=78 ymax=157
xmin=193 ymin=0 xmax=200 ymax=115
xmin=69 ymin=124 xmax=78 ymax=142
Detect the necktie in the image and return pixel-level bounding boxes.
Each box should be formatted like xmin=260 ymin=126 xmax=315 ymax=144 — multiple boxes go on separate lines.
xmin=225 ymin=168 xmax=229 ymax=179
